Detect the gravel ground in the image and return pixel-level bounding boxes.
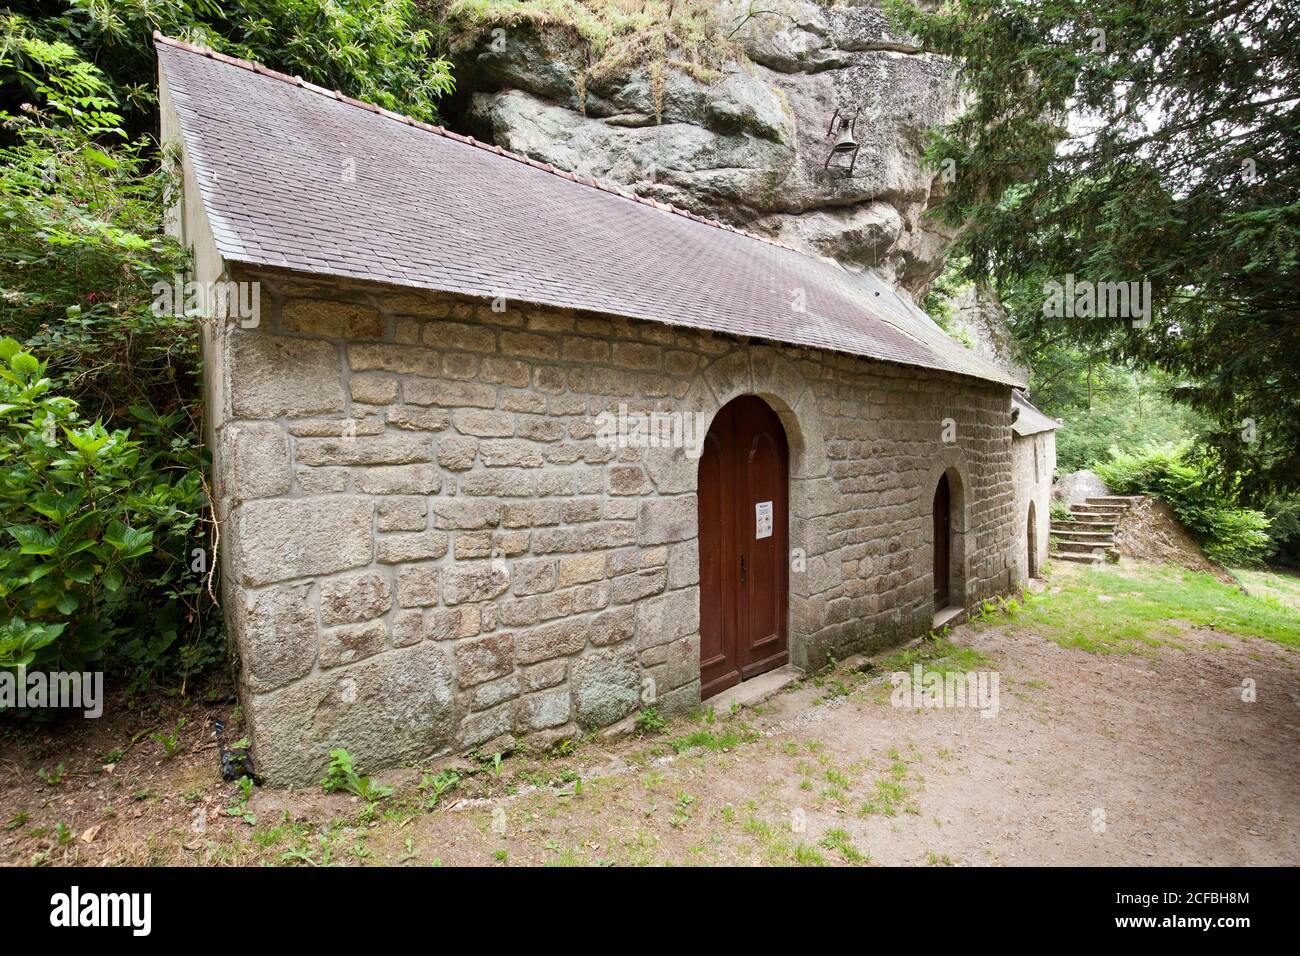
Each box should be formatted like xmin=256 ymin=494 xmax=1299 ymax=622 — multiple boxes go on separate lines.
xmin=2 ymin=564 xmax=1296 ymax=866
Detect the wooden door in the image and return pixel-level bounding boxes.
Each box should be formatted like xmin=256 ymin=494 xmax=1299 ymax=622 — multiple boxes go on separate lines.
xmin=933 ymin=473 xmax=951 ymax=609
xmin=1027 ymin=503 xmax=1038 ymax=578
xmin=698 ymin=396 xmax=789 ymax=699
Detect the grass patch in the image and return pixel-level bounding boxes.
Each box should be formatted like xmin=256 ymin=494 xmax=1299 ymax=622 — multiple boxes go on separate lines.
xmin=668 ymin=721 xmax=760 ymax=755
xmin=977 ymin=563 xmax=1300 ymax=653
xmin=875 ymin=637 xmax=994 ymax=675
xmin=819 ymin=827 xmax=869 ymax=864
xmin=1235 ymin=567 xmax=1300 ymax=613
xmin=742 ymin=816 xmax=828 ymax=867
xmin=858 ymin=779 xmax=913 ymax=817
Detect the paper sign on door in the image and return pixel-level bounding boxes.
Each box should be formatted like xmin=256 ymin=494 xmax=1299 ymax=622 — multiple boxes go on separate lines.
xmin=755 ymin=501 xmax=773 ymax=539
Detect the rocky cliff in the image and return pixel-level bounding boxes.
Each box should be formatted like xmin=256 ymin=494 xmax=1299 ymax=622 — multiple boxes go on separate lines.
xmin=448 ymin=1 xmax=964 ymax=299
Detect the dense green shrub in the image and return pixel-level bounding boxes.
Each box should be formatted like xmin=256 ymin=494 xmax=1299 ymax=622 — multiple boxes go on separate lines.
xmin=0 ymin=3 xmax=458 ymax=700
xmin=5 ymin=2 xmax=454 ymax=134
xmin=0 ymin=340 xmax=216 ymax=685
xmin=2 ymin=114 xmax=197 ymax=425
xmin=0 ymin=37 xmax=219 ymax=695
xmin=1260 ymin=495 xmax=1300 ymax=568
xmin=1095 ymin=445 xmax=1272 ymax=566
xmin=1052 ymin=386 xmax=1204 ymax=477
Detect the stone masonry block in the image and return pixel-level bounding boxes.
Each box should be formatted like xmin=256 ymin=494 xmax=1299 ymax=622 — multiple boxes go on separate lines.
xmin=443 ymin=562 xmax=510 ymax=605
xmin=236 ymin=584 xmax=316 ymax=692
xmin=353 ymin=464 xmax=442 ymax=495
xmin=637 ymin=495 xmax=697 ymax=544
xmin=235 ymin=498 xmax=372 ymax=586
xmin=396 ymin=562 xmax=440 ymax=608
xmin=319 ymin=620 xmax=389 ymax=668
xmin=225 ymin=422 xmax=290 ymax=499
xmin=320 ymin=570 xmax=391 ymax=626
xmin=230 ymin=333 xmax=344 ymax=418
xmin=377 ymin=496 xmax=427 ymax=532
xmin=247 ymin=642 xmax=455 ymax=787
xmin=282 ymin=298 xmax=384 ymax=339
xmin=454 ymin=632 xmax=515 ymax=687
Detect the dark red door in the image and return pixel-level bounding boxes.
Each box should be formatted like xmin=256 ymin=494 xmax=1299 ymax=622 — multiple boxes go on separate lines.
xmin=933 ymin=473 xmax=951 ymax=609
xmin=1027 ymin=504 xmax=1038 ymax=578
xmin=698 ymin=396 xmax=789 ymax=699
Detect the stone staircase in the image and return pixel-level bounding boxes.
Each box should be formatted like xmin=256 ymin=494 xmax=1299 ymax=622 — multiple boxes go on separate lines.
xmin=1049 ymin=496 xmax=1140 ymax=564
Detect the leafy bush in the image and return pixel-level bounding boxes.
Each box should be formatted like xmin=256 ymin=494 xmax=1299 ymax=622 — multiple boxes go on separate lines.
xmin=1053 ymin=389 xmax=1204 ymax=476
xmin=0 ymin=340 xmax=214 ymax=684
xmin=0 ymin=36 xmax=220 ymax=696
xmin=0 ymin=618 xmax=64 ymax=670
xmin=0 ymin=3 xmax=464 ymax=701
xmin=6 ymin=3 xmax=454 ymax=133
xmin=1260 ymin=495 xmax=1300 ymax=567
xmin=1095 ymin=444 xmax=1272 ymax=566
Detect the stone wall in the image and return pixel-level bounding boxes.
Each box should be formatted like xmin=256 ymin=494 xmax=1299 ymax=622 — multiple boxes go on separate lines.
xmin=211 ymin=267 xmax=1019 ymax=785
xmin=1012 ymin=430 xmax=1056 ymax=582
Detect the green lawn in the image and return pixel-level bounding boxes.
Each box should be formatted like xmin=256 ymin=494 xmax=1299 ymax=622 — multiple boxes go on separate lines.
xmin=1234 ymin=567 xmax=1300 ymax=613
xmin=975 ymin=561 xmax=1300 ymax=654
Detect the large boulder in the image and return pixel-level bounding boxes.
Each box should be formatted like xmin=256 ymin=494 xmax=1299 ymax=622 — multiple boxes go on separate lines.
xmin=454 ymin=1 xmax=965 ymax=296
xmin=1053 ymin=470 xmax=1112 ymax=505
xmin=946 ymin=282 xmax=1031 ymax=382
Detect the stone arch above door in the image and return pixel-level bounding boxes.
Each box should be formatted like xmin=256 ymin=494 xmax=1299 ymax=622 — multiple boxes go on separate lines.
xmin=643 ymin=346 xmax=832 ymax=492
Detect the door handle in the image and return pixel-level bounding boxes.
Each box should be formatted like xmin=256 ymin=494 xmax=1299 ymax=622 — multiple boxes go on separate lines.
xmin=740 ymin=553 xmax=746 ymax=582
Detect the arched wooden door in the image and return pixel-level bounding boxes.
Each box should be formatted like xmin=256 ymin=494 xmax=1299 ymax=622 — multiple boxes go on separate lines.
xmin=698 ymin=396 xmax=789 ymax=699
xmin=933 ymin=473 xmax=951 ymax=609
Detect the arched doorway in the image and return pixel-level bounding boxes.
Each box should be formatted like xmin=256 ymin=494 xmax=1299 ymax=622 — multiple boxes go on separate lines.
xmin=1027 ymin=501 xmax=1039 ymax=578
xmin=698 ymin=395 xmax=789 ymax=699
xmin=933 ymin=473 xmax=953 ymax=610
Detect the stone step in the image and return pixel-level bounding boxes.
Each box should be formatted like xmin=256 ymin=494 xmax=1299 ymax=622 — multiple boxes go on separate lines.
xmin=1071 ymin=504 xmax=1126 ymax=516
xmin=1050 ymin=529 xmax=1115 ymax=543
xmin=1054 ymin=519 xmax=1119 ymax=530
xmin=1055 ymin=540 xmax=1112 ymax=556
xmin=1068 ymin=516 xmax=1122 ymax=526
xmin=1054 ymin=551 xmax=1104 ymax=565
xmin=1085 ymin=495 xmax=1140 ymax=505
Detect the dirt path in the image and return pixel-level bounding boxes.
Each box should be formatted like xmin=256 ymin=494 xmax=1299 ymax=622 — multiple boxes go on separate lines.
xmin=2 ymin=566 xmax=1297 ymax=866
xmin=349 ymin=617 xmax=1298 ymax=867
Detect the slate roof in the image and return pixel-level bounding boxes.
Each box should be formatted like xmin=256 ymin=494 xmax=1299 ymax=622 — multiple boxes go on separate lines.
xmin=1012 ymin=391 xmax=1060 ymax=436
xmin=155 ymin=34 xmax=1021 ymax=387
